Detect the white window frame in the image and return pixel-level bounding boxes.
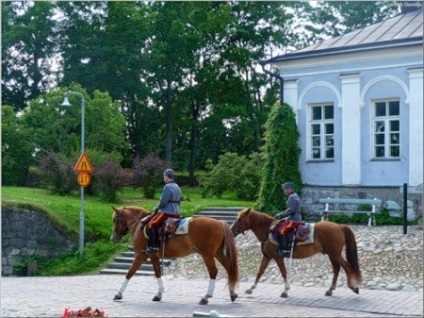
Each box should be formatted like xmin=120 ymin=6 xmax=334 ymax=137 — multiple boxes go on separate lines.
xmin=308 ymin=103 xmax=335 ymax=161
xmin=371 ymin=99 xmax=400 ymax=159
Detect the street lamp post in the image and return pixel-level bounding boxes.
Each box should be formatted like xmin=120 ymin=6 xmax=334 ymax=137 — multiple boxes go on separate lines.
xmin=62 ymin=91 xmax=85 ymax=257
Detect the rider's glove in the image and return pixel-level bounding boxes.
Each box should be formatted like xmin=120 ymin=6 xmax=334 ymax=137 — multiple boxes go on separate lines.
xmin=274 ymin=212 xmax=283 ymax=220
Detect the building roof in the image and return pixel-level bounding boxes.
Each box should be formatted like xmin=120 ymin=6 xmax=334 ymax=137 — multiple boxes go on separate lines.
xmin=265 ymin=8 xmax=423 ymax=64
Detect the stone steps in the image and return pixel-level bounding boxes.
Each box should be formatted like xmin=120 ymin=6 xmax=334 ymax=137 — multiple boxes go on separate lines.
xmin=100 ymin=207 xmax=243 ymax=276
xmin=193 ymin=207 xmax=242 ymax=225
xmin=99 ymin=246 xmax=173 ymax=276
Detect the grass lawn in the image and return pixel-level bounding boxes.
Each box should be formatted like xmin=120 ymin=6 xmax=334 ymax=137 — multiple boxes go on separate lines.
xmin=1 ymin=186 xmax=254 ymax=276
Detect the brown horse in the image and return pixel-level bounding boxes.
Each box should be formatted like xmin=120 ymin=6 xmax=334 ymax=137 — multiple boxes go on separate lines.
xmin=230 ymin=208 xmax=362 ymax=298
xmin=110 ymin=206 xmax=239 ymax=305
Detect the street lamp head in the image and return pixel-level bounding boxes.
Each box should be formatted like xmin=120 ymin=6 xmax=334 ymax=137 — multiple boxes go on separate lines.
xmin=61 ymin=96 xmax=72 ymax=107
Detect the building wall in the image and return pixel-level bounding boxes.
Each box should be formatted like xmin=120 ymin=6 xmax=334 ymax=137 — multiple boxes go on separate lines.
xmin=278 ymin=46 xmax=423 ymax=188
xmin=300 ymin=185 xmax=422 ymax=223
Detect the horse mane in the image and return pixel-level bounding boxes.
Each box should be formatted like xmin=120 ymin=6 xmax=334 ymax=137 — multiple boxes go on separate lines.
xmin=112 ymin=206 xmax=151 ymax=219
xmin=239 ymin=207 xmax=275 ymax=221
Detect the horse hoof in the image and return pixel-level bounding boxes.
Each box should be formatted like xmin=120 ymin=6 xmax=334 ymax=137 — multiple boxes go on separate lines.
xmin=152 ymin=295 xmax=162 ymax=302
xmin=113 ymin=293 xmax=122 ymax=301
xmin=230 ymin=294 xmax=238 ymax=302
xmin=280 ymin=292 xmax=288 ymax=298
xmin=325 ymin=290 xmax=332 ymax=296
xmin=199 ymin=298 xmax=208 ymax=305
xmin=349 ymin=287 xmax=359 ymax=294
xmin=245 ymin=289 xmax=252 ymax=294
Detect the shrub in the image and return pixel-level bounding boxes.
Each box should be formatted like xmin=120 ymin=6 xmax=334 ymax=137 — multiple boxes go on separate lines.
xmin=92 ymin=157 xmax=131 ymax=202
xmin=37 ymin=151 xmax=78 ymax=195
xmin=235 ymin=152 xmax=263 ymax=200
xmin=132 ymin=154 xmax=169 ymax=199
xmin=258 ymin=102 xmax=302 ymax=214
xmin=199 ymin=152 xmax=262 ymax=200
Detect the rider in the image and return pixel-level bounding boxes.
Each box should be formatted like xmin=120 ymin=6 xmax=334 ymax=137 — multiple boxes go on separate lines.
xmin=145 ymin=169 xmax=182 ymax=255
xmin=274 ymin=181 xmax=302 ymax=257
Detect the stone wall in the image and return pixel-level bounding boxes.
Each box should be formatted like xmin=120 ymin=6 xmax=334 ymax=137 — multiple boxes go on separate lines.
xmin=300 ymin=185 xmax=422 ymax=223
xmin=1 ymin=204 xmax=76 ymax=276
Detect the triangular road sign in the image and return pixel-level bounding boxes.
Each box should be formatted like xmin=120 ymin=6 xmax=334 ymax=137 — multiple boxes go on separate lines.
xmin=74 ymin=152 xmax=94 ymax=173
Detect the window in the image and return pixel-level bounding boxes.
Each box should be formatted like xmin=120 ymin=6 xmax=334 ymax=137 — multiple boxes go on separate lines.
xmin=309 ymin=104 xmax=334 ymax=160
xmin=373 ymin=100 xmax=400 ymax=159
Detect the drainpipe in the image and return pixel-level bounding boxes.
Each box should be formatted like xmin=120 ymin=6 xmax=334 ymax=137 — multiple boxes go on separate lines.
xmin=259 ymin=61 xmax=284 ymax=106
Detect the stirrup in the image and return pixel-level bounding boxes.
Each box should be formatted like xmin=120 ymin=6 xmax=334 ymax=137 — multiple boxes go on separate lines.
xmin=145 ymin=247 xmax=158 ymax=255
xmin=276 ymin=249 xmax=290 ymax=257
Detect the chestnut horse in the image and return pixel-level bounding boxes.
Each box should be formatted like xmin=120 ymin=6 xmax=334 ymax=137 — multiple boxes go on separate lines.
xmin=110 ymin=206 xmax=239 ymax=305
xmin=230 ymin=208 xmax=362 ymax=298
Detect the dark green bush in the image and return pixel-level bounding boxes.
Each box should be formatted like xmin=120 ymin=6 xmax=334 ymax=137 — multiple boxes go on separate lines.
xmin=328 ymin=208 xmax=418 ymax=225
xmin=132 ymin=154 xmax=169 ymax=199
xmin=92 ymin=157 xmax=131 ymax=203
xmin=199 ymin=152 xmax=262 ymax=200
xmin=37 ymin=151 xmax=78 ymax=195
xmin=258 ymin=102 xmax=302 ymax=215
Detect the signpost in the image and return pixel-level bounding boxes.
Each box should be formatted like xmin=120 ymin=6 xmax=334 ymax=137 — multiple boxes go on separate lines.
xmin=74 ymin=151 xmax=93 ymax=256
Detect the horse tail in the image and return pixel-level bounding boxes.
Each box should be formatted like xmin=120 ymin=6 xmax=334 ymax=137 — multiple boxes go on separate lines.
xmin=340 ymin=225 xmax=362 ymax=284
xmin=219 ymin=221 xmax=239 ymax=287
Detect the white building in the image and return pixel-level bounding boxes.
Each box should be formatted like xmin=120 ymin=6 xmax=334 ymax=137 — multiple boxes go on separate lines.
xmin=264 ymin=8 xmax=423 ymax=211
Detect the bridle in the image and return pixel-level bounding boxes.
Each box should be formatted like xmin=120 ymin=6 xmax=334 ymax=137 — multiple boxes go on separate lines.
xmin=231 ymin=214 xmax=250 ymax=236
xmin=113 ymin=210 xmax=142 ymax=238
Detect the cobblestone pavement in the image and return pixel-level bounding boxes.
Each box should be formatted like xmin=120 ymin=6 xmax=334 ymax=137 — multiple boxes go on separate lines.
xmin=1 ymin=274 xmax=423 ymax=317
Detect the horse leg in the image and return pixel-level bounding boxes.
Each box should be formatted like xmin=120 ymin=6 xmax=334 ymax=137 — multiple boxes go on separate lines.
xmin=150 ymin=256 xmax=164 ymax=301
xmin=275 ymin=257 xmax=289 ymax=298
xmin=341 ymin=260 xmax=359 ymax=294
xmin=330 ymin=255 xmax=359 ymax=295
xmin=114 ymin=253 xmax=147 ymax=301
xmin=199 ymin=256 xmax=218 ymax=305
xmin=325 ymin=258 xmax=341 ymax=296
xmin=246 ymin=255 xmax=271 ymax=295
xmin=215 ymin=256 xmax=238 ymax=302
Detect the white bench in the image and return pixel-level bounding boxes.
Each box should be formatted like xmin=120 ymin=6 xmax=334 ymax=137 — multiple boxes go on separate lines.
xmin=317 ymin=197 xmax=382 ymax=226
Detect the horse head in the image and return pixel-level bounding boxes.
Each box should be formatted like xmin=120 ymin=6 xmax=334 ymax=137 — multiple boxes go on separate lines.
xmin=110 ymin=206 xmax=130 ymax=243
xmin=111 ymin=206 xmax=151 ymax=243
xmin=230 ymin=207 xmax=253 ymax=237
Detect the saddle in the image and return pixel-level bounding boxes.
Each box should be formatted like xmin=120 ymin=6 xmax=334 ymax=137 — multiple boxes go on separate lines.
xmin=161 ymin=217 xmax=181 ymax=236
xmin=143 ymin=217 xmax=191 ymax=240
xmin=296 ymin=223 xmax=308 ymax=242
xmin=269 ymin=221 xmax=314 ymax=246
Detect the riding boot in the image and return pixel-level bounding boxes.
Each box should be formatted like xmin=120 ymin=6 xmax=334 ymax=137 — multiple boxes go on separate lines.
xmin=276 ymin=234 xmax=290 ymax=256
xmin=145 ymin=228 xmax=159 ymax=255
xmin=286 ymin=232 xmax=294 ymax=251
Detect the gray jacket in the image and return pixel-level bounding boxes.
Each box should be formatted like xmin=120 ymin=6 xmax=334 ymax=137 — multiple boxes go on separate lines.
xmin=156 ymin=181 xmax=181 ymax=215
xmin=275 ymin=192 xmax=301 ymax=221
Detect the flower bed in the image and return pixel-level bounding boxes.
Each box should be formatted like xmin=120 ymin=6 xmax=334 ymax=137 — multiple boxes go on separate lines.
xmin=62 ymin=307 xmax=108 ymax=317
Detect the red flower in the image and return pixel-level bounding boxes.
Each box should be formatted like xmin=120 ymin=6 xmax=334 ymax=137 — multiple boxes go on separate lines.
xmin=62 ymin=307 xmax=108 ymax=317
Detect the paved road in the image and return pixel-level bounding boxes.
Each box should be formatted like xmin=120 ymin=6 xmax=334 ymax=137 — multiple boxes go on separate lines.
xmin=1 ymin=275 xmax=422 ymax=317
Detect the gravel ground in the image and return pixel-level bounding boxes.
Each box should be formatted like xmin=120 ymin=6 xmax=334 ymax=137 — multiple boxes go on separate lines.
xmin=164 ymin=225 xmax=423 ymax=292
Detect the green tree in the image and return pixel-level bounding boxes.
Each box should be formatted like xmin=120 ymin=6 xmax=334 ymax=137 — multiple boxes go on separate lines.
xmin=258 ymin=103 xmax=302 ymax=215
xmin=1 ymin=106 xmax=34 ymax=185
xmin=1 ymin=1 xmax=60 ymax=111
xmin=19 ymin=85 xmax=129 ymax=165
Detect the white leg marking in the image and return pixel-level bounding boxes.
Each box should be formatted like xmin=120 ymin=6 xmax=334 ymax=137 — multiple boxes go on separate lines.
xmin=207 ymin=279 xmax=216 ymax=296
xmin=157 ymin=277 xmax=165 ymax=294
xmin=118 ymin=279 xmax=129 ymax=294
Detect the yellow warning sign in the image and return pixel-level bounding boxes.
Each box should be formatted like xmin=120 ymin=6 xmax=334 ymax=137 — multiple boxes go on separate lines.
xmin=77 ymin=172 xmax=91 ymax=187
xmin=74 ymin=152 xmax=94 ymax=173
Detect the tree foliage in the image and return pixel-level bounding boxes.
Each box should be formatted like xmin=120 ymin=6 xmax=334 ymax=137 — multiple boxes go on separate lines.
xmin=1 ymin=105 xmax=34 ymax=185
xmin=132 ymin=154 xmax=170 ymax=199
xmin=258 ymin=103 xmax=302 ymax=215
xmin=199 ymin=152 xmax=262 ymax=200
xmin=1 ymin=1 xmax=400 ymax=186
